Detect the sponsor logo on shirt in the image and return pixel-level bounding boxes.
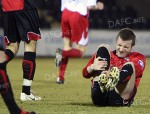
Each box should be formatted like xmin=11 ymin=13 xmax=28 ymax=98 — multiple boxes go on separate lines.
xmin=138 ymin=60 xmax=144 ymax=69
xmin=124 ymin=58 xmax=129 ymax=61
xmin=121 ymin=69 xmax=128 ymax=72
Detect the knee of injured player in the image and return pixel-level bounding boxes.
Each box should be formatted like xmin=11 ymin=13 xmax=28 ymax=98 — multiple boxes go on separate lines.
xmin=25 ymin=40 xmax=37 ymax=52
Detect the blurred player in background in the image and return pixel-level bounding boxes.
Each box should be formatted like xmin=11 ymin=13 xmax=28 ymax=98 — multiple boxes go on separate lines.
xmin=0 ymin=37 xmax=35 ymax=114
xmin=55 ymin=0 xmax=104 ymax=84
xmin=1 ymin=0 xmax=41 ymax=101
xmin=82 ymin=28 xmax=146 ymax=106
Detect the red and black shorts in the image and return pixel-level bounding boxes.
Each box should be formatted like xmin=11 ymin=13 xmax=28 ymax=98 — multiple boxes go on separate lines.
xmin=3 ymin=8 xmax=41 ymax=45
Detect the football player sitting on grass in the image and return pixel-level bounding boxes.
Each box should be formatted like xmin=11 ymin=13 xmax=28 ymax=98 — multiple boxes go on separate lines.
xmin=82 ymin=28 xmax=146 ymax=107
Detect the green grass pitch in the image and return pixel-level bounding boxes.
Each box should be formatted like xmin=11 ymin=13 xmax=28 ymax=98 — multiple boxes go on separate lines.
xmin=0 ymin=58 xmax=150 ymax=114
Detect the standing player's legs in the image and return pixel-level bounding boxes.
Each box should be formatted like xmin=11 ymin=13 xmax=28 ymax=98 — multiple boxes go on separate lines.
xmin=56 ymin=10 xmax=88 ymax=84
xmin=56 ymin=37 xmax=71 ymax=83
xmin=0 ymin=40 xmax=35 ymax=114
xmin=20 ymin=40 xmax=41 ymax=101
xmin=9 ymin=9 xmax=42 ymax=101
xmin=56 ymin=38 xmax=86 ymax=84
xmin=3 ymin=12 xmax=20 ymax=64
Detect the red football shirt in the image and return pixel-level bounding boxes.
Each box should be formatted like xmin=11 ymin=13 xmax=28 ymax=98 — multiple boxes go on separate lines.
xmin=82 ymin=51 xmax=146 ymax=88
xmin=1 ymin=0 xmax=38 ymax=12
xmin=1 ymin=0 xmax=24 ymax=11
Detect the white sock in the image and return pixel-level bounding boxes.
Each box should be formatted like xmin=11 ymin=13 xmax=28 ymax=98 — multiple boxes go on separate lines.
xmin=23 ymin=79 xmax=32 ymax=86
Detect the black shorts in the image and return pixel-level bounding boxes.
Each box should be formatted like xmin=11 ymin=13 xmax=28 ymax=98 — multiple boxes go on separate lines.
xmin=0 ymin=36 xmax=5 ymax=51
xmin=3 ymin=8 xmax=41 ymax=44
xmin=91 ymin=82 xmax=135 ymax=107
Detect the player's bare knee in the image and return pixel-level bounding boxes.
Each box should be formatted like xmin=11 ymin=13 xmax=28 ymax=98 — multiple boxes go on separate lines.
xmin=99 ymin=44 xmax=110 ymax=51
xmin=6 ymin=42 xmax=19 ymax=55
xmin=64 ymin=45 xmax=72 ymax=50
xmin=124 ymin=62 xmax=133 ymax=66
xmin=0 ymin=51 xmax=6 ymax=63
xmin=25 ymin=40 xmax=37 ymax=52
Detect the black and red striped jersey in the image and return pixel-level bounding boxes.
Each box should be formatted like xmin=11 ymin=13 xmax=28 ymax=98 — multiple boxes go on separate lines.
xmin=1 ymin=0 xmax=39 ymax=12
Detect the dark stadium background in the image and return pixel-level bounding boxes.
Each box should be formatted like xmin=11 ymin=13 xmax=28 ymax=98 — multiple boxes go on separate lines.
xmin=0 ymin=0 xmax=150 ymax=29
xmin=0 ymin=0 xmax=150 ymax=57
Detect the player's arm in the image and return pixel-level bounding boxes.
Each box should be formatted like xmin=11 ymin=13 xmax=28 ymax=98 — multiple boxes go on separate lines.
xmin=133 ymin=54 xmax=146 ymax=88
xmin=82 ymin=55 xmax=95 ymax=78
xmin=82 ymin=54 xmax=107 ymax=78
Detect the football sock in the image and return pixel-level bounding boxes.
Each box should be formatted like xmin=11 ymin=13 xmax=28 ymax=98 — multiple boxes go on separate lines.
xmin=58 ymin=57 xmax=69 ymax=80
xmin=2 ymin=93 xmax=21 ymax=114
xmin=96 ymin=47 xmax=110 ymax=70
xmin=0 ymin=63 xmax=21 ymax=114
xmin=62 ymin=49 xmax=82 ymax=58
xmin=22 ymin=52 xmax=36 ymax=95
xmin=58 ymin=49 xmax=82 ymax=80
xmin=5 ymin=49 xmax=15 ymax=64
xmin=95 ymin=46 xmax=110 ymax=75
xmin=119 ymin=64 xmax=133 ymax=83
xmin=22 ymin=79 xmax=32 ymax=95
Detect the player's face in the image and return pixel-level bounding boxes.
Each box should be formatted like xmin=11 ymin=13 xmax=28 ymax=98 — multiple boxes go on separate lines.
xmin=116 ymin=36 xmax=133 ymax=58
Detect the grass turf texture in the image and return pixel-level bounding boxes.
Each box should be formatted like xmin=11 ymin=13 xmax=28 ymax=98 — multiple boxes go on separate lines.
xmin=0 ymin=58 xmax=150 ymax=114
